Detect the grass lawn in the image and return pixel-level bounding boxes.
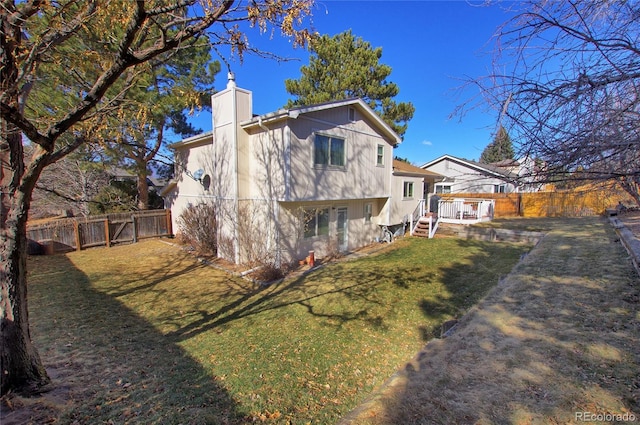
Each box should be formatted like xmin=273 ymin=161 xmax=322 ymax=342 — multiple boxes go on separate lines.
xmin=345 ymin=217 xmax=640 ymax=424
xmin=15 ymin=234 xmax=529 ymax=424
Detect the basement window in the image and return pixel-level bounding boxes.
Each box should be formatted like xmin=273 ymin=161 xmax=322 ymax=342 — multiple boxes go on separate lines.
xmin=304 ymin=207 xmax=330 ymax=238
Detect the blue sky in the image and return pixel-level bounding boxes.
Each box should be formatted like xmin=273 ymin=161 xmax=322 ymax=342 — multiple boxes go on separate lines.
xmin=187 ymin=1 xmax=516 ymax=166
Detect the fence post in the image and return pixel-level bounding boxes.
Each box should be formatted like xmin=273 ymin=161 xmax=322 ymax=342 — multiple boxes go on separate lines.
xmin=131 ymin=214 xmax=138 ymax=243
xmin=74 ymin=220 xmax=81 ymax=251
xmin=165 ymin=209 xmax=173 ymax=236
xmin=104 ymin=218 xmax=111 ymax=248
xmin=517 ymin=193 xmax=523 ymax=217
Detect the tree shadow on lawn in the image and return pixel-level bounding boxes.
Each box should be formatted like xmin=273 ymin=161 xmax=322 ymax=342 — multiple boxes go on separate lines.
xmin=164 ymin=260 xmax=420 ymax=342
xmin=162 ymin=237 xmax=518 ymax=346
xmin=359 ymin=218 xmax=640 ymax=424
xmin=5 ymin=254 xmax=247 ymax=425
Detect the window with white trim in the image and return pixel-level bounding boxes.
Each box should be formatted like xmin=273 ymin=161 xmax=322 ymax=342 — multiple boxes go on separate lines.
xmin=376 ymin=144 xmax=384 ymax=166
xmin=403 ymin=181 xmax=414 ymax=199
xmin=314 ymin=134 xmax=345 ymax=167
xmin=348 ymin=107 xmax=356 ymax=122
xmin=494 ymin=184 xmax=506 ymax=193
xmin=303 ymin=208 xmax=330 ymax=238
xmin=364 ymin=203 xmax=373 ymax=223
xmin=436 ymin=185 xmax=451 ymax=194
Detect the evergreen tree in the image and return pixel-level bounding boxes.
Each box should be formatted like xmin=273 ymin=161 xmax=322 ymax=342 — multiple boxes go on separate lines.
xmin=480 ymin=126 xmax=515 ymax=164
xmin=285 ymin=30 xmax=414 ymax=137
xmin=101 ymin=45 xmax=220 ymax=210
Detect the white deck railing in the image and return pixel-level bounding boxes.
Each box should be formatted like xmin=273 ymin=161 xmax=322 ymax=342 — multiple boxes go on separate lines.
xmin=410 ymin=197 xmax=495 ymax=237
xmin=437 ymin=198 xmax=495 ymax=224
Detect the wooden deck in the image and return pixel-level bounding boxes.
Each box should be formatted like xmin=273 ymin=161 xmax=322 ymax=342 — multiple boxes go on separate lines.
xmin=436 ymin=198 xmax=495 ymax=225
xmin=410 ymin=198 xmax=495 ymax=238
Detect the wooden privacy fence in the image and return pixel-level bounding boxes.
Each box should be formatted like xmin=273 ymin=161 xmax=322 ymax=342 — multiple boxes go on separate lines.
xmin=447 ymin=188 xmax=630 ymax=218
xmin=27 ymin=209 xmax=173 ymax=254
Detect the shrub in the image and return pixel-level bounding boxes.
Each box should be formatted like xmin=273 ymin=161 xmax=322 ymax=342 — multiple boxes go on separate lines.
xmin=250 ymin=263 xmax=284 ymax=283
xmin=177 ymin=203 xmax=217 ymax=255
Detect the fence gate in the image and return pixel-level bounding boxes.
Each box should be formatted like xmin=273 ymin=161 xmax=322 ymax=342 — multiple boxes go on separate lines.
xmin=109 ymin=216 xmax=137 ymax=245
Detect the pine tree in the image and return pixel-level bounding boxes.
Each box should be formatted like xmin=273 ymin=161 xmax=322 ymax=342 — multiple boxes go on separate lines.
xmin=480 ymin=126 xmax=515 ymax=163
xmin=285 ymin=30 xmax=415 ymax=137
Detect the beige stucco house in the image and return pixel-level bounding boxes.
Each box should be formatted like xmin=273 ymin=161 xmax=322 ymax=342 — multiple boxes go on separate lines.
xmin=390 ymin=159 xmax=443 ymax=226
xmin=163 ymin=75 xmax=434 ymax=266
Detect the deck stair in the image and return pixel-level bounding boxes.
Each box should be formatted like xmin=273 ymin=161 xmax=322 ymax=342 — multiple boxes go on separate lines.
xmin=411 ymin=213 xmax=439 ymax=239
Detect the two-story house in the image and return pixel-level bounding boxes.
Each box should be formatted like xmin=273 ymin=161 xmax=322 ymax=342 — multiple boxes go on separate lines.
xmin=163 ymin=75 xmax=417 ymax=266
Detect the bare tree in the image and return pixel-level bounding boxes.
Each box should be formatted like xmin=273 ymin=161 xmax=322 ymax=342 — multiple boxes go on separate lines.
xmin=0 ymin=0 xmax=314 ymax=395
xmin=31 ymin=144 xmax=110 ymax=218
xmin=467 ymin=0 xmax=640 ymax=203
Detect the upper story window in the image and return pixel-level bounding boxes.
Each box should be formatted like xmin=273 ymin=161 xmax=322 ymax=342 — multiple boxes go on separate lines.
xmin=348 ymin=107 xmax=356 ymax=122
xmin=314 ymin=134 xmax=345 ymax=167
xmin=376 ymin=144 xmax=384 ymax=166
xmin=403 ymin=181 xmax=414 ymax=199
xmin=494 ymin=184 xmax=506 ymax=193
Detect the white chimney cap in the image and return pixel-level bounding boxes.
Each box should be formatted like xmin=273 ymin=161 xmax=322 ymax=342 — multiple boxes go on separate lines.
xmin=227 ymin=72 xmax=236 ymax=88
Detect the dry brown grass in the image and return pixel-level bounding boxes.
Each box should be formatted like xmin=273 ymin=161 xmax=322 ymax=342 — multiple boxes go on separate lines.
xmin=342 ymin=217 xmax=640 ymax=424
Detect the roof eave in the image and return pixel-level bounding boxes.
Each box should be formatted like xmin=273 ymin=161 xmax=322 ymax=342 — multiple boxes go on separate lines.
xmin=241 ymin=98 xmax=402 ymax=146
xmin=159 ymin=180 xmax=177 ymax=197
xmin=168 ymin=131 xmax=213 ymax=149
xmin=422 ymin=154 xmax=516 ymax=179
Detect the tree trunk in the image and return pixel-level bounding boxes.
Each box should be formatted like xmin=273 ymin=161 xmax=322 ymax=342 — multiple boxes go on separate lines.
xmin=1 ymin=15 xmax=50 ymax=394
xmin=137 ymin=169 xmax=149 ymax=210
xmin=0 ymin=133 xmax=51 ymax=396
xmin=0 ymin=195 xmax=51 ymax=395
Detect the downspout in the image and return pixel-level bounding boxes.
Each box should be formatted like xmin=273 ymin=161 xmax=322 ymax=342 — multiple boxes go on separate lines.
xmin=387 ymin=144 xmax=392 ymax=225
xmin=281 ymin=123 xmax=292 ymax=268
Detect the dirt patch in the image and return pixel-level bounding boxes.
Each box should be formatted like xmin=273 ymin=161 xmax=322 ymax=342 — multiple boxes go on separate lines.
xmin=1 ymin=364 xmax=75 ymax=425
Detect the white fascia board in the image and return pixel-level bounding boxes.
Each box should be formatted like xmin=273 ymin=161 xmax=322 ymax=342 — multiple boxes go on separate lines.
xmin=168 ymin=131 xmax=214 ymax=149
xmin=241 ymin=98 xmax=402 ymax=146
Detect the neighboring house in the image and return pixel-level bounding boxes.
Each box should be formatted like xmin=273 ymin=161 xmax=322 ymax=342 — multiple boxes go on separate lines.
xmin=163 ymin=74 xmax=423 ymax=266
xmin=491 ymin=157 xmax=547 ymax=192
xmin=421 ymin=154 xmax=519 ymax=194
xmin=110 ymin=167 xmax=167 ymax=193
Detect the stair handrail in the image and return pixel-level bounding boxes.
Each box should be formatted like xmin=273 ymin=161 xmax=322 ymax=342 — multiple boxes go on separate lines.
xmin=429 ymin=214 xmax=439 ymax=238
xmin=410 ymin=199 xmax=426 ymax=236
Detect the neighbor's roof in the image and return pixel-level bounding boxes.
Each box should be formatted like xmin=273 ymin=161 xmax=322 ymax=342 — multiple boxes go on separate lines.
xmin=241 ymin=98 xmax=402 ymax=146
xmin=491 ymin=158 xmax=520 ymax=168
xmin=421 ymin=154 xmax=518 ymax=179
